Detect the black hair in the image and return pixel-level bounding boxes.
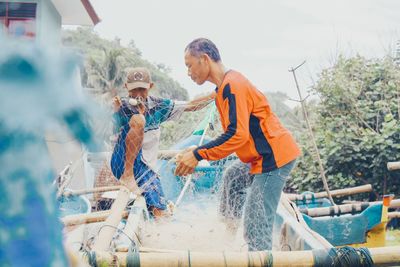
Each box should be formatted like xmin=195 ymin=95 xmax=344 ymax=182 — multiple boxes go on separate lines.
xmin=185 ymin=38 xmax=221 ymax=62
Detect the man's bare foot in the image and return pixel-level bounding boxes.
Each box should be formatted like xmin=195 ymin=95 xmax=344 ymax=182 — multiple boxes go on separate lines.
xmin=119 ymin=172 xmax=142 ymax=196
xmin=151 ymin=206 xmax=170 ymax=221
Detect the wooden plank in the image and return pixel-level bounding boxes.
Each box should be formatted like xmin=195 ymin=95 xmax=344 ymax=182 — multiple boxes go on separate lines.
xmin=286 ymin=184 xmax=372 ymax=201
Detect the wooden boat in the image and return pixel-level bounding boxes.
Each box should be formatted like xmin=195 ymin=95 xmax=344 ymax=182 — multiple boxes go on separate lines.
xmin=58 ymin=135 xmax=400 ymax=266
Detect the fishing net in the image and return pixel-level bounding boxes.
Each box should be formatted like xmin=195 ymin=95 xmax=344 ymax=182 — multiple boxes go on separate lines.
xmin=83 ymin=94 xmax=226 ymax=212
xmin=58 ymin=82 xmax=303 ymax=254
xmin=59 ymin=89 xmax=255 ymax=252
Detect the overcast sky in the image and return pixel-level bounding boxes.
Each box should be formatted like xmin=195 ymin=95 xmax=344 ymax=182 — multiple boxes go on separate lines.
xmin=87 ymin=0 xmax=400 ymax=102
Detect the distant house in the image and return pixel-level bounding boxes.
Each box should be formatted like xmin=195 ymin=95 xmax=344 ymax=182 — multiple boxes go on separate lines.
xmin=0 ymin=0 xmax=100 ymax=45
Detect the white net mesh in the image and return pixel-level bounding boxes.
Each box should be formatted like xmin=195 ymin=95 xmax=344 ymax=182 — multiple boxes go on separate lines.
xmin=60 ymin=90 xmax=253 ymax=252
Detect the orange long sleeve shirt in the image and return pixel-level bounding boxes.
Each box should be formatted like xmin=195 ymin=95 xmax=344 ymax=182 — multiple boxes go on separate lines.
xmin=193 ymin=70 xmax=301 ymax=174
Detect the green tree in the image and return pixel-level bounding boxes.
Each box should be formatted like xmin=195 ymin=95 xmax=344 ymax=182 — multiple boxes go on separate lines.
xmin=62 ymin=27 xmax=188 ymax=101
xmin=86 ymin=47 xmax=127 ymax=97
xmin=264 ymin=91 xmax=302 ymax=133
xmin=290 ymin=55 xmax=400 ymax=200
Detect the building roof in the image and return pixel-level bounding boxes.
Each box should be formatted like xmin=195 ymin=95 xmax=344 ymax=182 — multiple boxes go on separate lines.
xmin=50 ymin=0 xmax=100 ymax=26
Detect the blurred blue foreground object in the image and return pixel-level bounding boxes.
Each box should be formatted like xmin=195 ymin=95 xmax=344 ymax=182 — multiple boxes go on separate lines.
xmin=0 ymin=39 xmax=99 ymax=266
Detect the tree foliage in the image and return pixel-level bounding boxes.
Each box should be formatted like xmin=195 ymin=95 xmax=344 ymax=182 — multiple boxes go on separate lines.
xmin=289 ymin=55 xmax=400 ymax=200
xmin=61 ymin=27 xmax=188 ymax=101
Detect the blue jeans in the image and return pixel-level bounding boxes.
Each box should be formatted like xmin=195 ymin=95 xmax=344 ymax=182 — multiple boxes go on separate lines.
xmin=244 ymin=159 xmax=296 ymax=251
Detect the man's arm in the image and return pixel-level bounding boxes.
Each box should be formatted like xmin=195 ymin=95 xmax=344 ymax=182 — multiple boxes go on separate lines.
xmin=175 ymin=84 xmax=249 ymax=177
xmin=184 ymin=91 xmax=216 ymax=111
xmin=163 ymin=91 xmax=215 ymax=123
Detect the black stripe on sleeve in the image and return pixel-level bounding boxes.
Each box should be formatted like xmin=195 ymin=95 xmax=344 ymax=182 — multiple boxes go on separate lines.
xmin=193 ymin=148 xmax=204 ymax=161
xmin=249 ymin=114 xmax=277 ymax=172
xmin=197 ymin=84 xmax=237 ymax=152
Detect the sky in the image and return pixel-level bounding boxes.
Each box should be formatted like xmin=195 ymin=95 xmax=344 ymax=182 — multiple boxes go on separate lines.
xmin=84 ymin=0 xmax=400 ymax=103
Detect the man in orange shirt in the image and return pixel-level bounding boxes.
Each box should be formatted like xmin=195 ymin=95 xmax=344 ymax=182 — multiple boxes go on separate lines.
xmin=175 ymin=38 xmax=301 ymax=251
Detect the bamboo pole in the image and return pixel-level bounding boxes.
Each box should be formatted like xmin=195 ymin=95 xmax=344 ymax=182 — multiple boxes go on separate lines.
xmin=113 ymin=196 xmax=147 ymax=247
xmin=300 ymin=199 xmax=400 ymax=217
xmin=286 ymin=184 xmax=372 ymax=201
xmin=300 ymin=202 xmax=371 ymax=217
xmin=385 ymin=198 xmax=400 ymax=209
xmin=62 ymin=185 xmax=122 ymax=198
xmin=289 ymin=62 xmax=335 ymax=206
xmin=84 ymin=246 xmax=400 ymax=267
xmin=116 ymin=246 xmax=180 ymax=253
xmin=175 ymin=118 xmax=211 ymax=207
xmin=61 ymin=209 xmax=129 ymax=226
xmin=387 ymin=161 xmax=400 ymax=171
xmin=92 ymin=186 xmax=132 ymax=251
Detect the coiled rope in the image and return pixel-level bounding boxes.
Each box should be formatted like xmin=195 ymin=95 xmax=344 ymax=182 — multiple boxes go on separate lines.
xmin=314 ymin=246 xmax=374 ymax=267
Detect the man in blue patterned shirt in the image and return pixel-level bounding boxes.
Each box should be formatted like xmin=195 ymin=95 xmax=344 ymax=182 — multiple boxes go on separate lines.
xmin=111 ymin=67 xmax=214 ymax=218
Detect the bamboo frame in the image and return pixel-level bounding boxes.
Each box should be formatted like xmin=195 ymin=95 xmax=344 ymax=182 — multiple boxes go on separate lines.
xmin=301 ymin=199 xmax=400 ymax=217
xmin=286 ymin=184 xmax=372 ymax=201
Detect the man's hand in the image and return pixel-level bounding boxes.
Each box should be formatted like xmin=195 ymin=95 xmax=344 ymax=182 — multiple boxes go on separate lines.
xmin=137 ymin=102 xmax=146 ymax=115
xmin=174 ymin=146 xmax=199 ymax=176
xmin=112 ymin=96 xmax=122 ymax=112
